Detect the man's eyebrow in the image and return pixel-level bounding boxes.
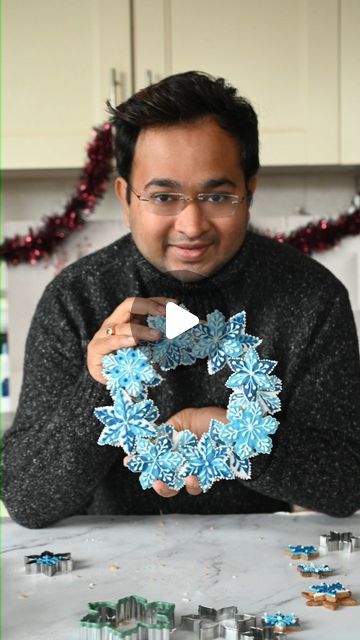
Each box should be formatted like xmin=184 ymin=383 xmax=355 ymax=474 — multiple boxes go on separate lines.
xmin=203 ymin=178 xmax=238 ymax=189
xmin=144 ymin=178 xmax=181 ymax=189
xmin=143 ymin=177 xmax=239 ymax=190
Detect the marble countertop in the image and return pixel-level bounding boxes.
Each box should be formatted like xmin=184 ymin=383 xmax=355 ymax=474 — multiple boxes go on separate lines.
xmin=2 ymin=512 xmax=360 ymax=639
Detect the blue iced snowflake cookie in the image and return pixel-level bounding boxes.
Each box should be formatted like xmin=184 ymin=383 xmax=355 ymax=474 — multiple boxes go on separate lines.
xmin=96 ymin=389 xmax=158 ymax=454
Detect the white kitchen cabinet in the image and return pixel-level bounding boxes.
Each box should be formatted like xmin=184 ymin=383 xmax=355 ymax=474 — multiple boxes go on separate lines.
xmin=340 ymin=0 xmax=360 ymax=164
xmin=133 ymin=0 xmax=340 ymax=166
xmin=3 ymin=0 xmax=131 ymax=169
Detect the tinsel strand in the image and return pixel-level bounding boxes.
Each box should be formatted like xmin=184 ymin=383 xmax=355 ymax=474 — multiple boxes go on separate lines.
xmin=1 ymin=123 xmax=114 ymax=265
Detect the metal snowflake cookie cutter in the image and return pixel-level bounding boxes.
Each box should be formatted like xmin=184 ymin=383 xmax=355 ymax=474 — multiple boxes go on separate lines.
xmin=79 ymin=594 xmax=175 ymax=640
xmin=319 ymin=531 xmax=360 ymax=553
xmin=181 ymin=605 xmax=257 ymax=640
xmin=24 ymin=550 xmax=73 ymax=577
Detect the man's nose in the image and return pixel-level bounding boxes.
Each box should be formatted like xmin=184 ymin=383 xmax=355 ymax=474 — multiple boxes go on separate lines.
xmin=173 ymin=200 xmax=211 ymax=237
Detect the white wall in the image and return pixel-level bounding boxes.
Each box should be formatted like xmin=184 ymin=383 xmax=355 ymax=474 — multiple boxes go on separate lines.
xmin=3 ymin=168 xmax=360 ymax=410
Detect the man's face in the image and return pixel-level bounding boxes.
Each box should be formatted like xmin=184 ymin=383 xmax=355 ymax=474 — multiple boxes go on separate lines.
xmin=115 ymin=117 xmax=256 ymax=281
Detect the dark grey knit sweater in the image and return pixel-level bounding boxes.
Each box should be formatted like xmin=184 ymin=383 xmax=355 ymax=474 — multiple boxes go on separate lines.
xmin=3 ymin=231 xmax=360 ymax=528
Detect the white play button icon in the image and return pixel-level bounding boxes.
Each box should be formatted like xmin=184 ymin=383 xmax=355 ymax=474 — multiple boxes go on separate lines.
xmin=165 ymin=302 xmax=199 ymax=339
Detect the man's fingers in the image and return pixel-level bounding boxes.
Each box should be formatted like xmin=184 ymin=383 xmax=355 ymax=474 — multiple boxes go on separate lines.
xmin=105 ymin=297 xmax=177 ymax=324
xmin=152 ymin=480 xmax=179 ymax=498
xmin=185 ymin=476 xmax=202 ymax=496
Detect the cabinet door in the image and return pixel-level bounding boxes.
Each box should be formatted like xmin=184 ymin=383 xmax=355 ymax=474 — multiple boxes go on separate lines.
xmin=3 ymin=0 xmax=131 ymax=169
xmin=340 ymin=0 xmax=360 ymax=164
xmin=134 ymin=0 xmax=338 ymax=166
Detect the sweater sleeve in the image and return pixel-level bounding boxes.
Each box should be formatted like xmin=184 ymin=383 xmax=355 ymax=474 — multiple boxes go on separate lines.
xmin=2 ymin=281 xmax=121 ymax=528
xmin=248 ymin=288 xmax=360 ymax=517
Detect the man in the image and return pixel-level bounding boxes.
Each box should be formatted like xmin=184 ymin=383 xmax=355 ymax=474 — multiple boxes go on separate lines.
xmin=3 ymin=71 xmax=360 ymax=528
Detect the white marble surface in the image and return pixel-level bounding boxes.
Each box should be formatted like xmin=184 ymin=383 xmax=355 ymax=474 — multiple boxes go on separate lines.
xmin=2 ymin=512 xmax=360 ymax=639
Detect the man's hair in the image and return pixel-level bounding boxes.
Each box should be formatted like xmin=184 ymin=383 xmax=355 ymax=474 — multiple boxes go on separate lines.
xmin=108 ymin=70 xmax=259 ymax=195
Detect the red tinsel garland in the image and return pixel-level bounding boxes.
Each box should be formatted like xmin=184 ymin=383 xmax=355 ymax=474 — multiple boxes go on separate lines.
xmin=1 ymin=123 xmax=114 ymax=265
xmin=1 ymin=121 xmax=359 ymax=265
xmin=273 ymin=206 xmax=360 ymax=254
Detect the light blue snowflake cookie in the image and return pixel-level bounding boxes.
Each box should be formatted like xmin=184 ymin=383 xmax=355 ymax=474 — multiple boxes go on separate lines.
xmin=178 ymin=431 xmax=233 ymax=492
xmin=146 ymin=309 xmax=196 ymax=370
xmin=226 ymin=347 xmax=277 ymax=401
xmin=192 ymin=310 xmax=260 ymax=374
xmin=214 ymin=401 xmax=279 ymax=459
xmin=102 ymin=347 xmax=162 ymax=399
xmin=96 ymin=389 xmax=158 ymax=454
xmin=127 ymin=436 xmax=185 ymax=490
xmin=261 ymin=612 xmax=300 ymax=632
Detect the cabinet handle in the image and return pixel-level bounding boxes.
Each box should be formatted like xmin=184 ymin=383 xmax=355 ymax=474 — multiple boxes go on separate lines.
xmin=145 ymin=70 xmax=153 ymax=86
xmin=110 ymin=68 xmax=123 ymax=107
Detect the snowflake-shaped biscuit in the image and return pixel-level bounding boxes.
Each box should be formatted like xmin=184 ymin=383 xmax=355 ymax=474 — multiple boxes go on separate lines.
xmin=146 ymin=311 xmax=196 ymax=371
xmin=216 ymin=402 xmax=279 ymax=459
xmin=208 ymin=419 xmax=252 ymax=480
xmin=178 ymin=431 xmax=233 ymax=492
xmin=261 ymin=612 xmax=300 ymax=632
xmin=192 ymin=310 xmax=260 ymax=374
xmin=127 ymin=436 xmax=185 ymax=490
xmin=226 ymin=347 xmax=277 ymax=401
xmin=286 ymin=545 xmax=319 ymax=559
xmin=302 ymin=581 xmax=358 ymax=609
xmin=102 ymin=347 xmax=162 ymax=399
xmin=297 ymin=563 xmax=333 ymax=578
xmin=96 ymin=389 xmax=158 ymax=454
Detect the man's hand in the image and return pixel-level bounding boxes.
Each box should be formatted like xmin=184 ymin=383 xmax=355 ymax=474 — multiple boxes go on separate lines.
xmin=124 ymin=406 xmax=227 ymax=498
xmin=87 ymin=296 xmax=176 ymax=384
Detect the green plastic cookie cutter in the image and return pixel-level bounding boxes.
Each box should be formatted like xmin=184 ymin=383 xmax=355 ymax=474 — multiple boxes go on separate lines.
xmin=79 ymin=594 xmax=175 ymax=640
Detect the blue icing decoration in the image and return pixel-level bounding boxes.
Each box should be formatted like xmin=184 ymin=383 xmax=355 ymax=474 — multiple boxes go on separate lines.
xmin=146 ymin=308 xmax=197 ymax=371
xmin=218 ymin=401 xmax=279 ymax=459
xmin=178 ymin=431 xmax=233 ymax=492
xmin=96 ymin=389 xmax=158 ymax=454
xmin=35 ymin=554 xmax=65 ymax=566
xmin=262 ymin=612 xmax=299 ymax=629
xmin=226 ymin=347 xmax=277 ymax=401
xmin=309 ymin=582 xmax=347 ymax=598
xmin=192 ymin=310 xmax=260 ymax=374
xmin=127 ymin=436 xmax=185 ymax=490
xmin=298 ymin=563 xmax=332 ymax=575
xmin=287 ymin=545 xmax=319 ymax=557
xmin=102 ymin=347 xmax=162 ymax=399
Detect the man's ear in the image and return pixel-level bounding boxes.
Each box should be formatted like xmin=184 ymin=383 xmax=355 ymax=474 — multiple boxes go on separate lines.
xmin=114 ymin=177 xmax=130 ymax=228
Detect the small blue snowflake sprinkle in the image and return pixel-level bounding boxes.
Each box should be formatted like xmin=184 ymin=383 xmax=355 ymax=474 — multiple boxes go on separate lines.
xmin=127 ymin=436 xmax=185 ymax=490
xmin=96 ymin=389 xmax=158 ymax=455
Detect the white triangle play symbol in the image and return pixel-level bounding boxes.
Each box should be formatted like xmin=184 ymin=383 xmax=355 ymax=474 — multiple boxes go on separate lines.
xmin=165 ymin=302 xmax=199 ymax=339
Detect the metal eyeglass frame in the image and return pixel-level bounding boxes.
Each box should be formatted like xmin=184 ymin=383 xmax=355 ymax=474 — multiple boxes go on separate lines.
xmin=128 ymin=184 xmax=246 ymax=216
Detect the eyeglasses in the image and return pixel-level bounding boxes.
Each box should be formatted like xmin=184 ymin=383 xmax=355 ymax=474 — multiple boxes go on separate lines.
xmin=128 ymin=184 xmax=246 ymax=218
